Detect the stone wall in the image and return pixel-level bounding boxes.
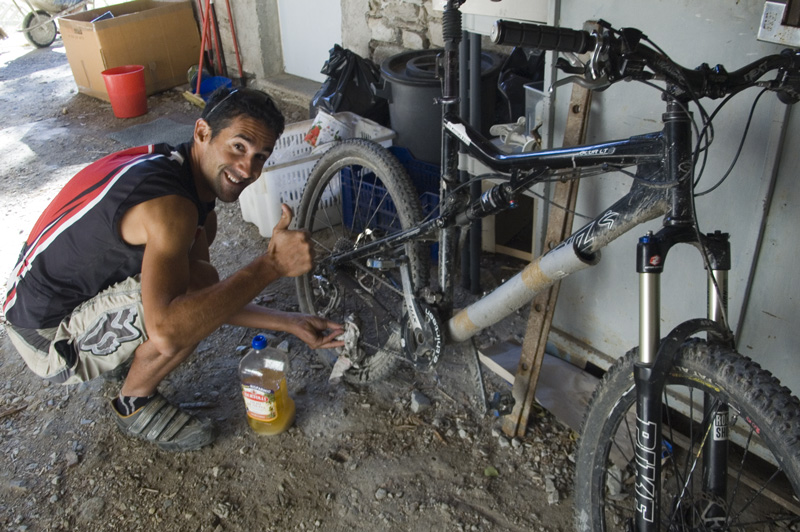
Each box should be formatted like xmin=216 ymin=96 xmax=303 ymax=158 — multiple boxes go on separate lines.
xmin=343 ymin=0 xmax=443 ymax=66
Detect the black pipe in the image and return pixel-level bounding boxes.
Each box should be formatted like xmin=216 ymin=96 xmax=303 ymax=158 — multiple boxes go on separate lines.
xmin=469 ymin=33 xmax=482 ymax=294
xmin=460 ymin=32 xmax=471 ymax=290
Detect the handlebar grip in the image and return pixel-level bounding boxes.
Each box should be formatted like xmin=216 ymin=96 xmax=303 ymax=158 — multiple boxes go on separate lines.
xmin=491 ymin=20 xmax=593 ymax=54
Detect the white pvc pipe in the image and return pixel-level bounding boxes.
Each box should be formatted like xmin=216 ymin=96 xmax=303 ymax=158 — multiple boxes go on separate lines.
xmin=447 ymin=243 xmax=598 ymax=343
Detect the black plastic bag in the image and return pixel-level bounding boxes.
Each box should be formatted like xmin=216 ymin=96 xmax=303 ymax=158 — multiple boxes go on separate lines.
xmin=496 ymin=47 xmax=546 ymax=124
xmin=309 ymin=44 xmax=390 ymax=126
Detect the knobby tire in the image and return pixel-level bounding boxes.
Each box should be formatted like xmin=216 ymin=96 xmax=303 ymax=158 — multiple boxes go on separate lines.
xmin=574 ymin=338 xmax=800 ymax=531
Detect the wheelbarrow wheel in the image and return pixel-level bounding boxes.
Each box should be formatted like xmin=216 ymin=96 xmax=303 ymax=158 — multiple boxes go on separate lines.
xmin=22 ymin=10 xmax=57 ymax=48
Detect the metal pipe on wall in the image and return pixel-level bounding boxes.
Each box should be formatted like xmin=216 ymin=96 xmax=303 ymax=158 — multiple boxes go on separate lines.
xmin=459 ymin=31 xmax=471 ymax=290
xmin=469 ymin=32 xmax=482 ymax=295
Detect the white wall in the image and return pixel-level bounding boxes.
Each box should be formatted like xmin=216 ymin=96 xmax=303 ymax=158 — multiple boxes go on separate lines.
xmin=277 ymin=0 xmax=342 ymax=82
xmin=546 ymin=0 xmax=799 ymax=397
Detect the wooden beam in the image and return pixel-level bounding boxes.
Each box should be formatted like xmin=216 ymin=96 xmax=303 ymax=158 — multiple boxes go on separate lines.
xmin=502 ymin=84 xmax=593 ymax=438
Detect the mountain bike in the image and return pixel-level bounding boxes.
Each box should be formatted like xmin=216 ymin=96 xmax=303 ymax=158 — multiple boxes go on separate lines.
xmin=292 ymin=1 xmax=800 ymax=530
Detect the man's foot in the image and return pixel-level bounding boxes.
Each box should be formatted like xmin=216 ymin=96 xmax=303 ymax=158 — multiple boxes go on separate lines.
xmin=110 ymin=393 xmax=216 ymax=451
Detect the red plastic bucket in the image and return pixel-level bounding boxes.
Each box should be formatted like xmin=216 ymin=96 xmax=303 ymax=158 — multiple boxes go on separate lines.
xmin=101 ymin=65 xmax=147 ymax=118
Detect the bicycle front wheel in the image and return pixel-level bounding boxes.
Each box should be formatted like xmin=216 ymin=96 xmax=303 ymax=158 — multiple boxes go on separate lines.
xmin=574 ymin=339 xmax=800 ymax=531
xmin=295 ymin=139 xmax=430 ymax=383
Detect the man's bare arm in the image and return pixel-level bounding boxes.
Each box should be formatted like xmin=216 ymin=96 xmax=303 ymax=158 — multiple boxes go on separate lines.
xmin=122 ymin=196 xmax=313 ymax=355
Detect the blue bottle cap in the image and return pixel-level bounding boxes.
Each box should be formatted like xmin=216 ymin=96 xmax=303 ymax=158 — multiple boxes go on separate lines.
xmin=252 ymin=335 xmax=267 ymax=350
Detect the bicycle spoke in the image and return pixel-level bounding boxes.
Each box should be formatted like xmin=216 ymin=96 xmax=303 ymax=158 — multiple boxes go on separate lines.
xmin=350 ymin=167 xmax=365 ymax=234
xmin=363 ymin=188 xmax=391 ymax=231
xmin=316 ymin=180 xmax=342 ymax=237
xmin=727 ymin=420 xmax=753 ymax=525
xmin=733 ymin=467 xmax=783 ymax=525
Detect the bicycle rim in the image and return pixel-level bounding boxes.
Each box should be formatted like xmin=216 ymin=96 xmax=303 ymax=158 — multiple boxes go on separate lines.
xmin=23 ymin=11 xmax=57 ymax=48
xmin=574 ymin=339 xmax=800 ymax=531
xmin=295 ymin=139 xmax=429 ymax=383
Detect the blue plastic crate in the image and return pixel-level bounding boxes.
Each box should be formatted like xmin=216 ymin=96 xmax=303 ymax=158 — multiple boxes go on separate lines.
xmin=341 ymin=149 xmax=441 ymax=260
xmin=342 ymin=148 xmax=440 ymax=230
xmin=341 ymin=169 xmax=403 ymax=232
xmin=388 ymin=146 xmax=440 ymax=194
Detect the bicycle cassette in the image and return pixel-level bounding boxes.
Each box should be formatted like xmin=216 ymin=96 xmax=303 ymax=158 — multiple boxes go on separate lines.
xmin=400 ymin=303 xmax=444 ymax=370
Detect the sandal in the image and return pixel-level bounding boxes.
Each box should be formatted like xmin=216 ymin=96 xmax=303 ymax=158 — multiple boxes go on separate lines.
xmin=111 ymin=393 xmax=217 ymax=451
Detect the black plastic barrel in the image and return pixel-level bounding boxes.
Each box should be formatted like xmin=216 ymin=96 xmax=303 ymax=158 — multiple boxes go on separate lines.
xmin=378 ymin=49 xmax=502 ymax=164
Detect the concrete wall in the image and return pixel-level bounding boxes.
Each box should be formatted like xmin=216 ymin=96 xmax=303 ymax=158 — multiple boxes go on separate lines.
xmin=203 ymin=0 xmax=283 ymax=81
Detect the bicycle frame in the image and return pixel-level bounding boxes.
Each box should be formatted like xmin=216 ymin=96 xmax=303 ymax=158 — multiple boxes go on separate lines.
xmin=323 ymin=112 xmax=673 ymax=344
xmin=442 ymin=117 xmax=670 ymax=343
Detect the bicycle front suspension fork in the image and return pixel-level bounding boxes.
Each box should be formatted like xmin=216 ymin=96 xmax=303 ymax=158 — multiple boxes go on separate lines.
xmin=635 ymin=228 xmax=731 ymax=531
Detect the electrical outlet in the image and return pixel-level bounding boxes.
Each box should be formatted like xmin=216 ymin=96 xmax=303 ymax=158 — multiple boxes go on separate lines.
xmin=758 ymin=1 xmax=800 ymax=47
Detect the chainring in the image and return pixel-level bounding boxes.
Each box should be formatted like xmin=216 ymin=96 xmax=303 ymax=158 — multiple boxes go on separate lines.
xmin=400 ymin=303 xmax=444 ymax=370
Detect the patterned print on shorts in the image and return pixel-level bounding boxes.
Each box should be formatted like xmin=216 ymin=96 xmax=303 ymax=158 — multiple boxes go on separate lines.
xmin=77 ymin=306 xmax=143 ymax=356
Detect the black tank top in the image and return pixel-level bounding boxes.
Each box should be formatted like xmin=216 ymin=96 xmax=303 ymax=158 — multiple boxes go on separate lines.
xmin=4 ymin=143 xmax=214 ymax=328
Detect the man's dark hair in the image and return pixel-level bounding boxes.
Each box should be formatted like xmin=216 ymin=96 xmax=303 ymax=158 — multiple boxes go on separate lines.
xmin=201 ymin=87 xmax=285 ymax=140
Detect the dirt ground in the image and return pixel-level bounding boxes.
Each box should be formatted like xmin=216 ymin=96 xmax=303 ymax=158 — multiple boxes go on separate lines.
xmin=0 ymin=33 xmax=579 ymax=532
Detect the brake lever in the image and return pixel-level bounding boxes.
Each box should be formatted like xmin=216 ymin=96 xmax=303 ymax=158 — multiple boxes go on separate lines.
xmin=549 ymin=74 xmax=611 ymax=93
xmin=757 ymin=69 xmax=800 ymax=104
xmin=549 ymin=25 xmax=613 ymax=94
xmin=556 ymin=57 xmax=584 ymax=75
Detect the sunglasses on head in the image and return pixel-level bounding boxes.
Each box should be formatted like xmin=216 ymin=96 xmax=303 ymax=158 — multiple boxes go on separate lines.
xmin=203 ymin=89 xmax=240 ymax=120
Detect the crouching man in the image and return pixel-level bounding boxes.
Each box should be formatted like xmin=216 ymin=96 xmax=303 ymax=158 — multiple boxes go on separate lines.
xmin=3 ymin=88 xmax=344 ymax=451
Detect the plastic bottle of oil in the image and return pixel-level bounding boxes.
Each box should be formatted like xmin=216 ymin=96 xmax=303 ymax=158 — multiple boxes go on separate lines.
xmin=239 ymin=334 xmax=295 ymax=435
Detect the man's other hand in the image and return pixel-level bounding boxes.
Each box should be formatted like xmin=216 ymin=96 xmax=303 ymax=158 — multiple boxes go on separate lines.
xmin=286 ymin=313 xmax=345 ymax=350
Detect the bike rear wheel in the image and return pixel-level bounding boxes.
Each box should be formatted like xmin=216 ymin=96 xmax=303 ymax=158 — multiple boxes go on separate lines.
xmin=574 ymin=338 xmax=800 ymax=531
xmin=295 ymin=139 xmax=430 ymax=383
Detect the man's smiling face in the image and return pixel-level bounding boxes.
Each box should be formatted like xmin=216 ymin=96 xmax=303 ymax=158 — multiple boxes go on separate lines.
xmin=194 ymin=114 xmax=277 ymax=203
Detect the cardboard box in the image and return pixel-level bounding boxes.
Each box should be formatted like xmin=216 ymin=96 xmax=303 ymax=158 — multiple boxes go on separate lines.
xmin=59 ymin=0 xmax=200 ymax=101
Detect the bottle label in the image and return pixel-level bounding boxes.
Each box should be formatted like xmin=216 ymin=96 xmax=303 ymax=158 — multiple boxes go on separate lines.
xmin=241 ymin=384 xmax=277 ymax=421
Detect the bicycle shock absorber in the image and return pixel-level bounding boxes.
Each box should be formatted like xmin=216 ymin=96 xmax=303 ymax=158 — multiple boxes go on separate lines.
xmin=453 ymin=183 xmax=515 ymax=226
xmin=635 ymin=231 xmax=666 ymax=529
xmin=702 ymin=230 xmax=732 ymax=526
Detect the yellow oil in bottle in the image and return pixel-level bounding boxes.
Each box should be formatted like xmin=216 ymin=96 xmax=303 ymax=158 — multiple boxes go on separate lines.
xmin=242 ymin=374 xmax=296 ymax=435
xmin=239 ymin=335 xmax=296 ymax=436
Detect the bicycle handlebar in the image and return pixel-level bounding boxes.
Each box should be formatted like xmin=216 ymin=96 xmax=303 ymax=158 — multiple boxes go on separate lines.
xmin=491 ymin=19 xmax=800 ymax=103
xmin=490 ymin=20 xmax=593 ymax=54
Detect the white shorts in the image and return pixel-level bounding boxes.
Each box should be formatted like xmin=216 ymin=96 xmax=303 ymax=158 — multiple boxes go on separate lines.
xmin=6 ymin=276 xmax=147 ymax=384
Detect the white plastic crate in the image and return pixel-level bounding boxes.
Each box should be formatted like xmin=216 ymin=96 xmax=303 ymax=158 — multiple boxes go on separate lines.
xmin=239 ymin=112 xmax=395 ymax=237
